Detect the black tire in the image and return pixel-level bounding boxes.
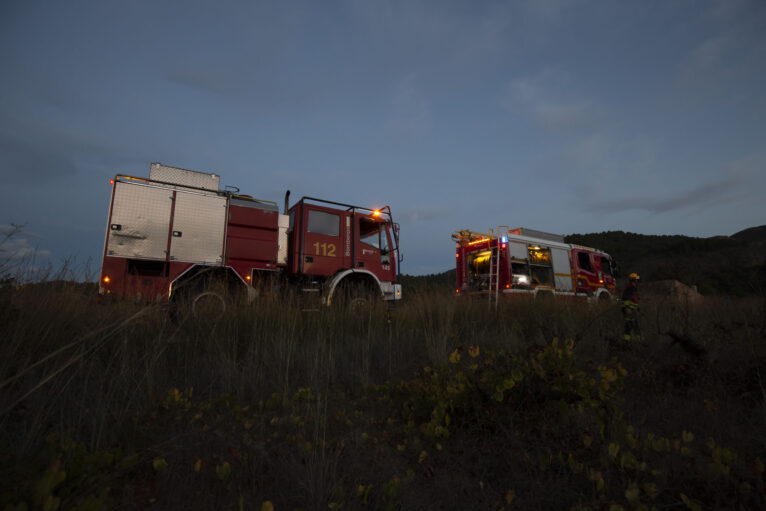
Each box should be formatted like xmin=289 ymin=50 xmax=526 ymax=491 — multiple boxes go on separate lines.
xmin=334 ymin=281 xmax=380 ymax=312
xmin=169 ymin=288 xmax=228 ymax=324
xmin=191 ymin=291 xmax=227 ymax=318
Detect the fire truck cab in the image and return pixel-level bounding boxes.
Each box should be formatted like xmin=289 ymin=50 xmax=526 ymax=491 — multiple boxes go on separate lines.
xmin=99 ymin=163 xmax=402 ymax=307
xmin=453 ymin=226 xmax=616 ymax=301
xmin=286 ymin=197 xmax=400 ymax=304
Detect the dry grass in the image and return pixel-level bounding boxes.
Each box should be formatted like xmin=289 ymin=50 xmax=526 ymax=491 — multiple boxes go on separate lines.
xmin=1 ymin=280 xmax=764 ymax=509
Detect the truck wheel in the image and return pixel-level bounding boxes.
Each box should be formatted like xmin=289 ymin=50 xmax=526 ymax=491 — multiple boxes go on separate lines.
xmin=192 ymin=291 xmax=227 ymax=318
xmin=335 ymin=282 xmax=378 ymax=312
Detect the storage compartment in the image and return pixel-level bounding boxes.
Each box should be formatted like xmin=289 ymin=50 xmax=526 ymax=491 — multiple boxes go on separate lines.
xmin=106 ymin=182 xmax=173 ymax=260
xmin=226 ymin=202 xmax=280 ymax=266
xmin=169 ymin=191 xmax=227 ymax=263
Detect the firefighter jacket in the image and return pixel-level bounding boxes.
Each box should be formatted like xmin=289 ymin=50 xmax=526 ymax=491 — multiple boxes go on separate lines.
xmin=621 ymin=283 xmax=639 ymax=309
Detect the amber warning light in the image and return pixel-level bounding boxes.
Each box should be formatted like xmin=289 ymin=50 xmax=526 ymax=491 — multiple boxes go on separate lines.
xmin=102 ymin=275 xmax=110 ymax=284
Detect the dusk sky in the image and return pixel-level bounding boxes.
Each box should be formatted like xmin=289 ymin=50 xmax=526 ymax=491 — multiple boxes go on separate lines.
xmin=1 ymin=0 xmax=764 ymax=276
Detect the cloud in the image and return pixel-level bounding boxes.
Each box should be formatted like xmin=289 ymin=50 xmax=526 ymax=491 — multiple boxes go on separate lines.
xmin=166 ymin=67 xmax=239 ymax=99
xmin=389 ymin=76 xmax=431 ymax=138
xmin=675 ymin=2 xmax=766 ymax=97
xmin=676 ymin=33 xmax=731 ymax=84
xmin=165 ymin=62 xmax=353 ymax=116
xmin=0 ymin=114 xmax=129 ymax=184
xmin=587 ymin=171 xmax=750 ymax=214
xmin=504 ymin=70 xmax=599 ymax=133
xmin=398 ymin=205 xmax=448 ymax=224
xmin=0 ymin=131 xmax=79 ymax=183
xmin=569 ymin=133 xmax=609 ymax=165
xmin=0 ymin=224 xmax=51 ymax=262
xmin=6 ymin=59 xmax=92 ymax=112
xmin=524 ymin=0 xmax=578 ymax=23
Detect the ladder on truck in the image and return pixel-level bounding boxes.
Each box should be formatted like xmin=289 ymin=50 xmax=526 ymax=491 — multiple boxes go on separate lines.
xmin=487 ymin=226 xmax=510 ymax=310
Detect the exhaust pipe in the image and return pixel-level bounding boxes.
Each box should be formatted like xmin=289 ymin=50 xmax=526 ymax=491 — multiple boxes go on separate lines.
xmin=284 ymin=190 xmax=291 ymax=214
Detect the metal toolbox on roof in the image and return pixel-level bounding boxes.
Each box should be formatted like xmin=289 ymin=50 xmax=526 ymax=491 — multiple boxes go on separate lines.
xmin=509 ymin=227 xmax=565 ymax=243
xmin=149 ymin=162 xmax=220 ymax=191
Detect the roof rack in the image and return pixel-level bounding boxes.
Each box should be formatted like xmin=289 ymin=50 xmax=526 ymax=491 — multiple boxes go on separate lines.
xmin=451 ymin=229 xmax=493 ymax=244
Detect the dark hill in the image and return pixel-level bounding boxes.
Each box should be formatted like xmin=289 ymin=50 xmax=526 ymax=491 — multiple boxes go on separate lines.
xmin=731 ymin=225 xmax=766 ymax=243
xmin=399 ymin=269 xmax=456 ymax=294
xmin=565 ymin=229 xmax=765 ymax=296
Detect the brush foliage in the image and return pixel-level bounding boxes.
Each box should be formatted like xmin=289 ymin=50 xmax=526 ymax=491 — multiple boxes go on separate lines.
xmin=1 ymin=280 xmax=765 ymax=510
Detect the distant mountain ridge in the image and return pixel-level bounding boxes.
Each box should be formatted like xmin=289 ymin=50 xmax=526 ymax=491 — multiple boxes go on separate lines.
xmin=731 ymin=225 xmax=766 ymax=243
xmin=401 ymin=226 xmax=766 ymax=296
xmin=567 ymin=227 xmax=766 ymax=295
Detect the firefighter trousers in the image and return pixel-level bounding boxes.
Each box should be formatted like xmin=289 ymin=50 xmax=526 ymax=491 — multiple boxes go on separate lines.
xmin=622 ymin=306 xmax=640 ymax=341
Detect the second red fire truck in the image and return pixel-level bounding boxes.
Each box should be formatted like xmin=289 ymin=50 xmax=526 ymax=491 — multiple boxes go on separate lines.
xmin=99 ymin=163 xmax=402 ymax=310
xmin=452 ymin=226 xmax=616 ymax=302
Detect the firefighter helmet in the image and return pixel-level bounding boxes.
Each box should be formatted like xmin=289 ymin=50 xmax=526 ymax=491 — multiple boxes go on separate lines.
xmin=628 ymin=272 xmax=640 ymax=281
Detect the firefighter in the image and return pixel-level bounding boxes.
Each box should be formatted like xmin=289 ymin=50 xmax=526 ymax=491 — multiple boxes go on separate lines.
xmin=622 ymin=273 xmax=640 ymax=341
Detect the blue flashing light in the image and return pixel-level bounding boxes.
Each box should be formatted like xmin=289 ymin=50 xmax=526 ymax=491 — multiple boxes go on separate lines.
xmin=500 ymin=236 xmax=508 ymax=244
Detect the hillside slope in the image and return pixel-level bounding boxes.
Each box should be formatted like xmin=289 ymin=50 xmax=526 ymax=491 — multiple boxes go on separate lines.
xmin=566 ymin=230 xmax=766 ymax=295
xmin=731 ymin=225 xmax=766 ymax=243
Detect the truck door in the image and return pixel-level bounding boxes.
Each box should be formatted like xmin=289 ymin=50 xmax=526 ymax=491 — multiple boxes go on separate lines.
xmin=382 ymin=223 xmax=397 ymax=282
xmin=355 ymin=215 xmax=395 ymax=283
xmin=301 ymin=205 xmax=346 ymax=276
xmin=596 ymin=255 xmax=616 ymax=290
xmin=106 ymin=181 xmax=172 ymax=260
xmin=573 ymin=250 xmax=598 ymax=292
xmin=169 ymin=190 xmax=226 ymax=264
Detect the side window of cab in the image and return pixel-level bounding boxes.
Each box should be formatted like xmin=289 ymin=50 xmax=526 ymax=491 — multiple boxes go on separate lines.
xmin=577 ymin=252 xmax=593 ymax=272
xmin=307 ymin=210 xmax=339 ymax=236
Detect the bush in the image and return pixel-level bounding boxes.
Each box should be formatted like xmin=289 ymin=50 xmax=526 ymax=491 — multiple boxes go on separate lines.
xmin=1 ymin=284 xmax=764 ymax=509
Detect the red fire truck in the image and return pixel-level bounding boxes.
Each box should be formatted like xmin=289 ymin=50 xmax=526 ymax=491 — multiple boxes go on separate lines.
xmin=452 ymin=226 xmax=616 ymax=302
xmin=99 ymin=163 xmax=402 ymax=309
